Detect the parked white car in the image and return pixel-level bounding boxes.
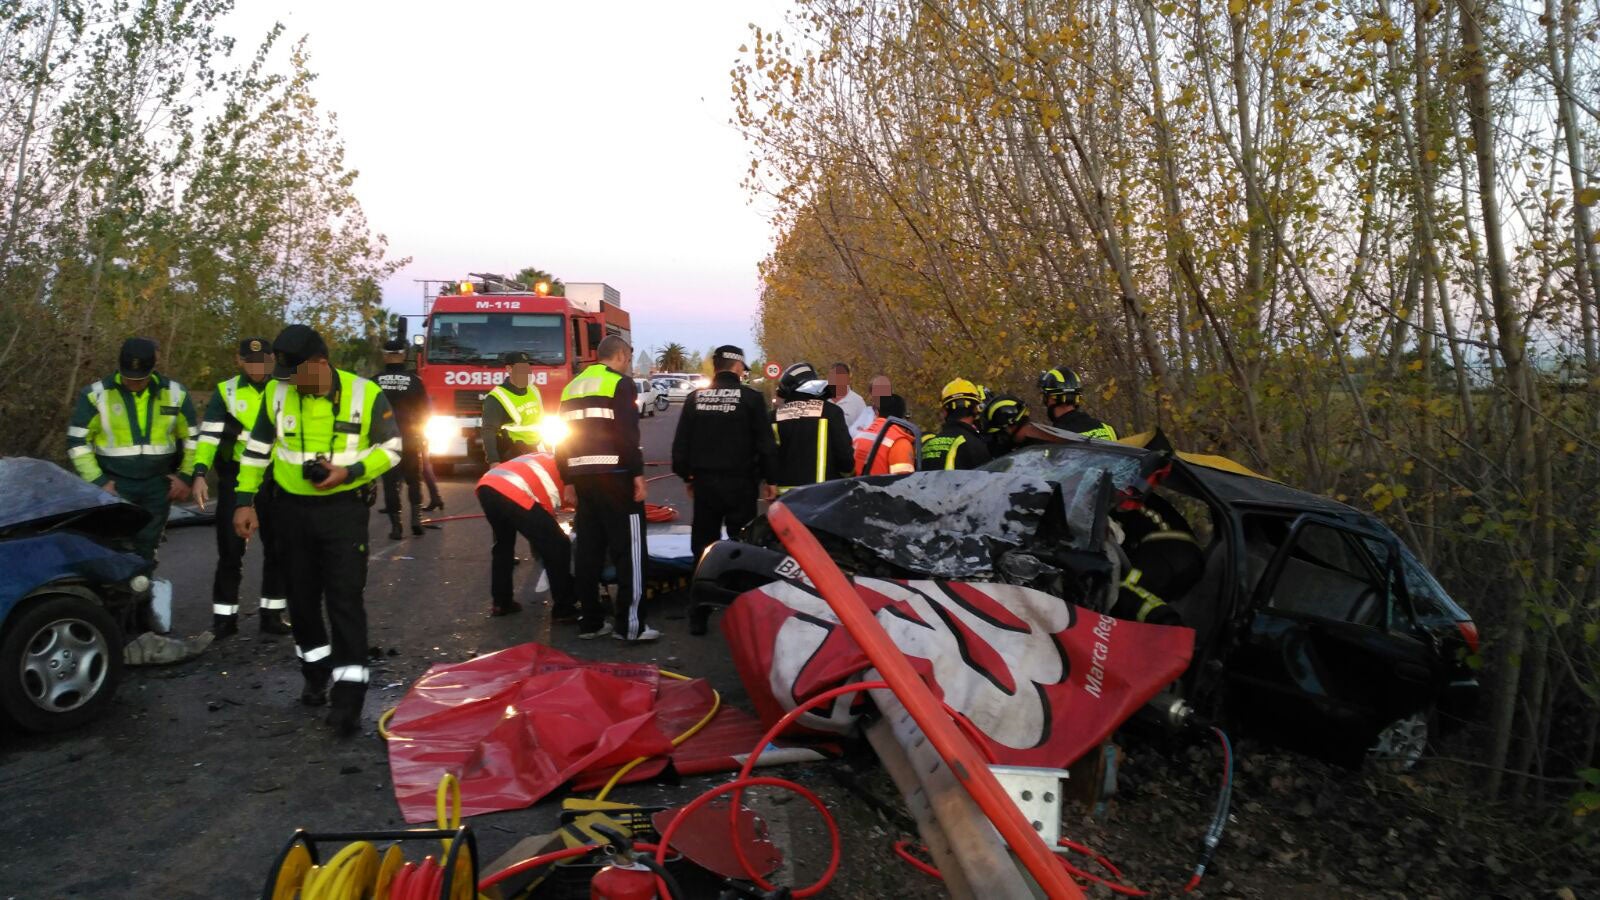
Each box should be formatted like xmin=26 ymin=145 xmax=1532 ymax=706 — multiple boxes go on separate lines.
xmin=634 ymin=378 xmax=667 ymax=416
xmin=653 ymin=377 xmax=697 ymax=403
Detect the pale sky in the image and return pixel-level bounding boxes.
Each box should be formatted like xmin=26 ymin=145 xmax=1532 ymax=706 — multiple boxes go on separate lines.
xmin=224 ymin=0 xmax=791 ymax=359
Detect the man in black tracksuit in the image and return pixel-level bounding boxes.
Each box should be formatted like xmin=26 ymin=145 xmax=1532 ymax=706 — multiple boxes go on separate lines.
xmin=557 ymin=336 xmax=656 ymax=642
xmin=672 ymin=345 xmax=778 ymax=561
xmin=771 ymin=362 xmax=855 ymax=492
xmin=373 ymin=338 xmax=431 ymax=539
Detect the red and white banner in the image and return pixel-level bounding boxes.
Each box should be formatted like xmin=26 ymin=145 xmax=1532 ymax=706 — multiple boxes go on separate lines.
xmin=722 ymin=577 xmax=1194 ymax=768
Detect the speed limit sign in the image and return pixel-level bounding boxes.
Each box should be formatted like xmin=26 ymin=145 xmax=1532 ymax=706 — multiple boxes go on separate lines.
xmin=764 ymin=362 xmax=781 ymax=379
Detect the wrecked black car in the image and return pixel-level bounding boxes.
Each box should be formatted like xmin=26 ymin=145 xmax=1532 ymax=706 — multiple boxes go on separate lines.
xmin=0 ymin=458 xmax=154 ymax=732
xmin=693 ymin=431 xmax=1479 ymax=767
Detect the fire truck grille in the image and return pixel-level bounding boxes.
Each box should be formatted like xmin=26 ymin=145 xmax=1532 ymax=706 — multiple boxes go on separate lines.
xmin=455 ymin=389 xmax=490 ymax=415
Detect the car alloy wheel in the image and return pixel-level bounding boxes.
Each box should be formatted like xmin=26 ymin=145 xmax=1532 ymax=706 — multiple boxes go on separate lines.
xmin=1 ymin=593 xmax=125 ymax=732
xmin=20 ymin=616 xmax=110 ymax=714
xmin=1369 ymin=709 xmax=1430 ymax=771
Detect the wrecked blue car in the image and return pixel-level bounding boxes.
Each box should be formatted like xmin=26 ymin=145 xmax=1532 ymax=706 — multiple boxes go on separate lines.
xmin=0 ymin=458 xmax=154 ymax=731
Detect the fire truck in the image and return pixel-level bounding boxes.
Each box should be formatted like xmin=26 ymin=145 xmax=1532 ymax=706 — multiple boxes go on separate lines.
xmin=412 ymin=275 xmax=630 ymax=470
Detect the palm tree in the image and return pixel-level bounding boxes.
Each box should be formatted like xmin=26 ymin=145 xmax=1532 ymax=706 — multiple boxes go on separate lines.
xmin=655 ymin=342 xmax=689 ymax=372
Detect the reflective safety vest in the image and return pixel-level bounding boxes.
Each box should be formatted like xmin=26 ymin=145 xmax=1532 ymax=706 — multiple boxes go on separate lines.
xmin=558 ymin=363 xmax=632 ymax=477
xmin=853 ymin=417 xmax=916 ymax=475
xmin=67 ymin=373 xmax=197 ymax=484
xmin=244 ymin=369 xmax=394 ymax=497
xmin=478 ymin=452 xmax=564 ymax=513
xmin=487 ymin=382 xmax=544 ymax=442
xmin=559 ymin=365 xmax=623 ymax=416
xmin=196 ymin=375 xmax=268 ymax=469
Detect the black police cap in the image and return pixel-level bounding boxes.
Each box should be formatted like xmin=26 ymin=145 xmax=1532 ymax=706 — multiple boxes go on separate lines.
xmin=271 ymin=324 xmax=329 ymax=379
xmin=238 ymin=337 xmax=273 ymax=361
xmin=119 ymin=337 xmax=157 ymax=379
xmin=501 ymin=351 xmax=532 ymax=366
xmin=382 ymin=338 xmax=407 ymax=353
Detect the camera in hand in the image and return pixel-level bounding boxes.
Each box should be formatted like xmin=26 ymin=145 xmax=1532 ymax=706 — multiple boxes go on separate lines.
xmin=303 ymin=454 xmax=331 ymax=485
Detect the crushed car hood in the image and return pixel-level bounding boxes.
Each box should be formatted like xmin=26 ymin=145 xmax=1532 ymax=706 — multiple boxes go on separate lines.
xmin=0 ymin=457 xmax=151 ymax=538
xmin=771 ymin=472 xmax=1057 ymax=578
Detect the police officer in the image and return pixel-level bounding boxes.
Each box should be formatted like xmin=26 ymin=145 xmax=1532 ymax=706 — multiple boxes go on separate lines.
xmin=234 ymin=325 xmax=401 ymax=737
xmin=374 ymin=338 xmax=431 ymax=540
xmin=191 ymin=337 xmax=291 ymax=638
xmin=1038 ymin=366 xmax=1118 ymax=439
xmin=557 ymin=335 xmax=656 ymax=643
xmin=475 ymin=451 xmax=575 ymax=619
xmin=66 ymin=337 xmax=198 ymax=565
xmin=920 ymin=378 xmax=992 ymax=470
xmin=980 ymin=393 xmax=1032 ymax=458
xmin=671 ymin=345 xmax=778 ymax=561
xmin=482 ymin=351 xmax=545 ymax=464
xmin=771 ymin=362 xmax=854 ymax=492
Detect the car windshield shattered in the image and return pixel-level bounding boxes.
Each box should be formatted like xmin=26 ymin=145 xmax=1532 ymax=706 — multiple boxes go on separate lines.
xmin=769 ymin=471 xmax=1057 ymax=578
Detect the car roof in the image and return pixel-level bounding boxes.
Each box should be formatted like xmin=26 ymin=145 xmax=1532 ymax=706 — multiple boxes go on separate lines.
xmin=1004 ymin=428 xmax=1371 ymax=521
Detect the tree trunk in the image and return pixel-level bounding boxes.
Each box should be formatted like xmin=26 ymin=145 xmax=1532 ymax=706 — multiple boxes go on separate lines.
xmin=1457 ymin=0 xmax=1535 ymax=799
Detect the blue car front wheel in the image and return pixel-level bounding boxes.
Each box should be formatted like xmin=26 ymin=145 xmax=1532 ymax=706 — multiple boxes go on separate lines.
xmin=0 ymin=593 xmax=124 ymax=732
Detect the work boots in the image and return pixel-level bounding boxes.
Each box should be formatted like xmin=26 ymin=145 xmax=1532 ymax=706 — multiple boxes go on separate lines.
xmin=212 ymin=615 xmax=239 ymax=639
xmin=300 ymin=673 xmax=330 ymax=707
xmin=410 ymin=506 xmax=425 ymax=537
xmin=259 ymin=608 xmax=292 ymax=635
xmin=388 ymin=510 xmax=403 ymax=541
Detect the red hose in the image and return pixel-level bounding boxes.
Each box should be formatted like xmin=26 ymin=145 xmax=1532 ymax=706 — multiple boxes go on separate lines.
xmin=645 ymin=503 xmax=677 ymax=522
xmin=478 ymin=842 xmax=667 ymax=891
xmin=893 ymin=840 xmax=943 ymax=880
xmin=656 ymin=777 xmax=840 ymax=898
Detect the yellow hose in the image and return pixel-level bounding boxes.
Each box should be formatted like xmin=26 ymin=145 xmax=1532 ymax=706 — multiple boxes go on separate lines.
xmin=592 ymin=669 xmax=721 ymax=802
xmin=377 ymin=669 xmax=720 ymax=801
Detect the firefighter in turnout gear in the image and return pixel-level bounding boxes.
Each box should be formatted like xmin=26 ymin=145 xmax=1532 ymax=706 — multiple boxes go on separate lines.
xmin=481 ymin=350 xmax=545 ymax=465
xmin=374 ymin=338 xmax=431 ymax=540
xmin=1109 ymin=488 xmax=1200 ymax=626
xmin=191 ymin=337 xmax=292 ymax=637
xmin=853 ymin=394 xmax=917 ymax=475
xmin=920 ymin=378 xmax=992 ymax=471
xmin=671 ymin=345 xmax=779 ymax=561
xmin=1038 ymin=366 xmax=1118 ymax=440
xmin=66 ymin=337 xmax=198 ymax=565
xmin=771 ymin=362 xmax=855 ymax=492
xmin=233 ymin=325 xmax=401 ymax=737
xmin=981 ymin=393 xmax=1032 ymax=458
xmin=557 ymin=335 xmax=656 ymax=643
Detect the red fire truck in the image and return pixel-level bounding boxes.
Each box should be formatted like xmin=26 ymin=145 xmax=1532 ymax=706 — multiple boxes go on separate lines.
xmin=413 ymin=276 xmax=630 ymax=470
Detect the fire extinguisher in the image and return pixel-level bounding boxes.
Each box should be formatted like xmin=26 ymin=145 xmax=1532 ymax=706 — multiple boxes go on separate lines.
xmin=590 ymin=825 xmax=676 ymax=900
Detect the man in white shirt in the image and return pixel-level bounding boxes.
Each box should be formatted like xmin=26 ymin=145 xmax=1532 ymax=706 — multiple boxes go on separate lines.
xmin=829 ymin=362 xmax=870 ymax=435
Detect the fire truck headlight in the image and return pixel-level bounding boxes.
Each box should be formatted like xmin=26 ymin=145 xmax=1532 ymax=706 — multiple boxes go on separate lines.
xmin=539 ymin=416 xmax=569 ymax=446
xmin=424 ymin=415 xmax=457 ymax=448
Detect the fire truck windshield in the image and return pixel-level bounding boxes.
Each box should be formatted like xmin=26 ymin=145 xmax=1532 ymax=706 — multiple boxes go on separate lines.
xmin=426 ymin=313 xmax=567 ymax=366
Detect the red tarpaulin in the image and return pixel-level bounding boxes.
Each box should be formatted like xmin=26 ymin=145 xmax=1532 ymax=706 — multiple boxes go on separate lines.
xmin=721 ymin=577 xmax=1194 ymax=768
xmin=384 ymin=644 xmax=830 ymax=823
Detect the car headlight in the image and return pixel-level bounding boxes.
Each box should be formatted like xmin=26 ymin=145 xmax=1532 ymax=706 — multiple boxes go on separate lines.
xmin=129 ymin=574 xmax=151 ymax=594
xmin=424 ymin=415 xmax=457 ymax=447
xmin=539 ymin=415 xmax=570 ymax=446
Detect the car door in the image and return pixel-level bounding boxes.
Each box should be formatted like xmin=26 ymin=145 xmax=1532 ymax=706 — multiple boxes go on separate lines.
xmin=1225 ymin=514 xmax=1447 ymax=752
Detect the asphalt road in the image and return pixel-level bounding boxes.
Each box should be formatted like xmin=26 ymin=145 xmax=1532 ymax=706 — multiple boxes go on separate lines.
xmin=0 ymin=403 xmax=941 ymax=899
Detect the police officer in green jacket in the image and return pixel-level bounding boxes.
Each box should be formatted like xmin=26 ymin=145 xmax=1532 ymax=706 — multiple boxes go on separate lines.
xmin=66 ymin=337 xmax=198 ymax=565
xmin=481 ymin=350 xmax=545 ymax=464
xmin=233 ymin=325 xmax=401 ymax=737
xmin=191 ymin=337 xmax=292 ymax=638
